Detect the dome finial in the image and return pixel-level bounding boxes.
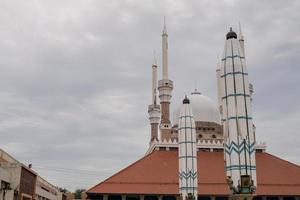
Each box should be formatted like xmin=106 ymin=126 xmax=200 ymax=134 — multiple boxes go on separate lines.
xmin=191 ymin=89 xmax=201 ymax=95
xmin=226 ymin=27 xmax=237 ymax=40
xmin=183 ymin=95 xmax=190 ymax=104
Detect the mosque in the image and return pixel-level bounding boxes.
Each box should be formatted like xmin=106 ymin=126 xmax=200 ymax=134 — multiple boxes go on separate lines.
xmin=86 ymin=21 xmax=300 ymax=199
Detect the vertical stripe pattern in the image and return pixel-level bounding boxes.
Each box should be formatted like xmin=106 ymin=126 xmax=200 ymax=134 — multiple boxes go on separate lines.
xmin=178 ymin=98 xmax=198 ymax=199
xmin=218 ymin=34 xmax=257 ymax=189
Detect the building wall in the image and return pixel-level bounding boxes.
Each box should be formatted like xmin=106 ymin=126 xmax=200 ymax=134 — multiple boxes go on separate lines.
xmin=0 ymin=149 xmax=39 ymax=200
xmin=19 ymin=166 xmax=37 ymax=200
xmin=35 ymin=176 xmax=63 ymax=200
xmin=0 ymin=166 xmax=14 ymax=200
xmin=171 ymin=121 xmax=223 ymax=141
xmin=0 ymin=160 xmax=22 ymax=200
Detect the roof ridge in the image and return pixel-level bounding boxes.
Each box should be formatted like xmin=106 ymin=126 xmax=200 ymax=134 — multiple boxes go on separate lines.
xmin=87 ymin=150 xmax=157 ymax=192
xmin=265 ymin=152 xmax=300 ymax=168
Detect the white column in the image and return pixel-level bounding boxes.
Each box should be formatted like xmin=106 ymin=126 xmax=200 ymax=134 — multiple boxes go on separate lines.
xmin=152 ymin=64 xmax=158 ymax=104
xmin=162 ymin=17 xmax=168 ymax=80
xmin=178 ymin=97 xmax=198 ymax=199
xmin=238 ymin=23 xmax=245 ymax=57
xmin=220 ymin=28 xmax=257 ymax=191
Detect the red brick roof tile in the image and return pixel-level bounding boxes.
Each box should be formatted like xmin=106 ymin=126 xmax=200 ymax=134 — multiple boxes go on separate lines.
xmin=88 ymin=150 xmax=300 ymax=195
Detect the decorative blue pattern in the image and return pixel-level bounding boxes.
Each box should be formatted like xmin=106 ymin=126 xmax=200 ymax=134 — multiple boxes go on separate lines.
xmin=179 ymin=170 xmax=198 ymax=180
xmin=179 ymin=115 xmax=193 ymax=119
xmin=224 ymin=141 xmax=255 ymax=155
xmin=221 ymin=55 xmax=245 ymax=61
xmin=220 ymin=71 xmax=248 ymax=78
xmin=178 ymin=141 xmax=197 ymax=144
xmin=179 ymin=187 xmax=198 ymax=190
xmin=225 ymin=165 xmax=256 ymax=171
xmin=222 ymin=93 xmax=250 ymax=100
xmin=222 ymin=116 xmax=253 ymax=122
xmin=179 ymin=156 xmax=197 ymax=159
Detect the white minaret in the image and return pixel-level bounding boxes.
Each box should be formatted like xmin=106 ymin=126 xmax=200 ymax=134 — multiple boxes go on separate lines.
xmin=178 ymin=96 xmax=198 ymax=199
xmin=158 ymin=17 xmax=173 ymax=140
xmin=162 ymin=17 xmax=168 ymax=79
xmin=216 ymin=56 xmax=223 ymax=115
xmin=218 ymin=28 xmax=256 ymax=194
xmin=148 ymin=52 xmax=160 ymax=142
xmin=238 ymin=23 xmax=245 ymax=57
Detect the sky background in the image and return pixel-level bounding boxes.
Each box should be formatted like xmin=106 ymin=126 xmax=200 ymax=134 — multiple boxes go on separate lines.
xmin=0 ymin=0 xmax=300 ymax=192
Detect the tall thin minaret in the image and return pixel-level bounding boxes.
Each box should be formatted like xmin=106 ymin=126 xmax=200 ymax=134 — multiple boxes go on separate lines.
xmin=218 ymin=28 xmax=257 ymax=194
xmin=158 ymin=17 xmax=173 ymax=141
xmin=216 ymin=56 xmax=223 ymax=115
xmin=178 ymin=96 xmax=198 ymax=199
xmin=238 ymin=22 xmax=245 ymax=57
xmin=148 ymin=52 xmax=160 ymax=143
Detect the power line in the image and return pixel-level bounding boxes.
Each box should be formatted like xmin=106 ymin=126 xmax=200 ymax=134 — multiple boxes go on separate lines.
xmin=33 ymin=166 xmax=112 ymax=176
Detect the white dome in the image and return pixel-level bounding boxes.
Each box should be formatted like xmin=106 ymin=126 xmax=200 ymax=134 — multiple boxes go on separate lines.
xmin=174 ymin=91 xmax=221 ymax=124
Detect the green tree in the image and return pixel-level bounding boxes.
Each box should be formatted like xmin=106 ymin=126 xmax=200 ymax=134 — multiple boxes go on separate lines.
xmin=59 ymin=187 xmax=68 ymax=193
xmin=74 ymin=188 xmax=86 ymax=199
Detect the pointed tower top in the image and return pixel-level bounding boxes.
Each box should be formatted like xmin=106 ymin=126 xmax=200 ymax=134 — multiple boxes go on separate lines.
xmin=163 ymin=16 xmax=167 ymax=35
xmin=191 ymin=88 xmax=201 ymax=95
xmin=226 ymin=27 xmax=237 ymax=40
xmin=153 ymin=49 xmax=157 ymax=66
xmin=238 ymin=22 xmax=244 ymax=41
xmin=183 ymin=95 xmax=190 ymax=104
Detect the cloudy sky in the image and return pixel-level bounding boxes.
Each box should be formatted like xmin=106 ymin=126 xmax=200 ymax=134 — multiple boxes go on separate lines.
xmin=0 ymin=0 xmax=299 ymax=192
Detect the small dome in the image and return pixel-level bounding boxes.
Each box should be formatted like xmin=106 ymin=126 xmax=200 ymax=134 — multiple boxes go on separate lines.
xmin=174 ymin=91 xmax=221 ymax=124
xmin=183 ymin=96 xmax=190 ymax=104
xmin=226 ymin=27 xmax=237 ymax=40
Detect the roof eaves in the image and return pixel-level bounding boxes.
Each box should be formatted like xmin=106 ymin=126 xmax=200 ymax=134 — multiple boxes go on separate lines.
xmin=87 ymin=150 xmax=156 ymax=193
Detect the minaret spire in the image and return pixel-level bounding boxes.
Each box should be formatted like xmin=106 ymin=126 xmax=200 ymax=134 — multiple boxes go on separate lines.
xmin=162 ymin=16 xmax=168 ymax=79
xmin=178 ymin=96 xmax=198 ymax=199
xmin=216 ymin=54 xmax=223 ymax=115
xmin=218 ymin=27 xmax=257 ymax=195
xmin=148 ymin=52 xmax=160 ymax=143
xmin=238 ymin=22 xmax=245 ymax=56
xmin=163 ymin=16 xmax=167 ymax=35
xmin=152 ymin=50 xmax=158 ymax=104
xmin=158 ymin=16 xmax=173 ymax=141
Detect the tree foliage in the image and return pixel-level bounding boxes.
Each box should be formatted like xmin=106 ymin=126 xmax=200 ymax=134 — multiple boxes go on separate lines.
xmin=74 ymin=188 xmax=86 ymax=199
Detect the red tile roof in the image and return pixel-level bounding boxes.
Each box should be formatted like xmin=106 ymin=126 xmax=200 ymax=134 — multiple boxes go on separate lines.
xmin=87 ymin=150 xmax=300 ymax=195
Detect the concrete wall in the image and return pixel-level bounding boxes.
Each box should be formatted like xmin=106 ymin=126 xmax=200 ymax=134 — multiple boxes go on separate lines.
xmin=0 ymin=163 xmax=22 ymax=200
xmin=35 ymin=176 xmax=63 ymax=200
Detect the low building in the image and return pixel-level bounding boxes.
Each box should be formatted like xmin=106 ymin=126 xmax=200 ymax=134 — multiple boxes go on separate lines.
xmin=0 ymin=148 xmax=37 ymax=200
xmin=0 ymin=148 xmax=70 ymax=200
xmin=35 ymin=176 xmax=63 ymax=200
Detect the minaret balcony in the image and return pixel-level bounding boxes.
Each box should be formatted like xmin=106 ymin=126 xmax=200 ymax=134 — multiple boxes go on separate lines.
xmin=148 ymin=104 xmax=160 ymax=113
xmin=158 ymin=79 xmax=173 ymax=90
